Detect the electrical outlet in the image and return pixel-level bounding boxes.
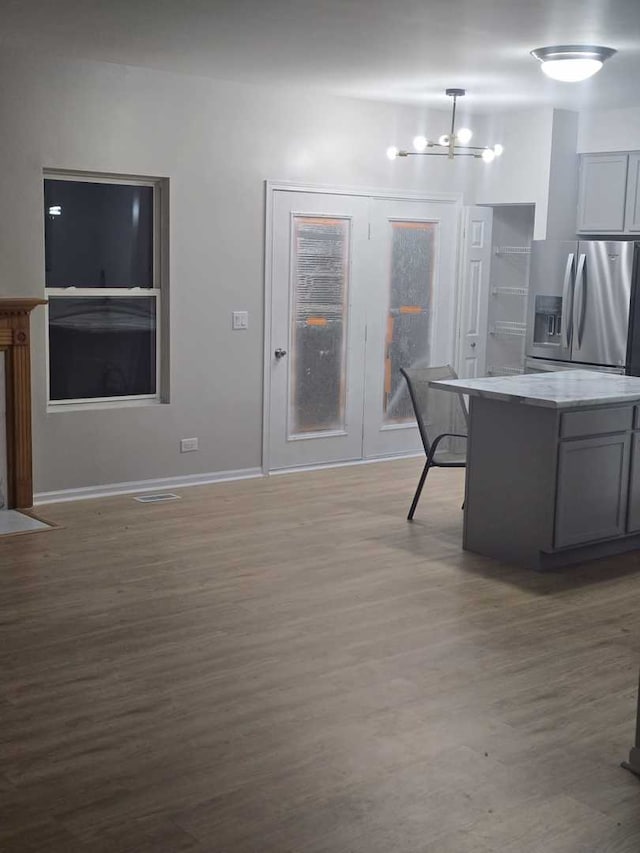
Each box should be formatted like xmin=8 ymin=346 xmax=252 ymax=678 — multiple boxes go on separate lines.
xmin=180 ymin=437 xmax=198 ymax=453
xmin=232 ymin=310 xmax=249 ymax=330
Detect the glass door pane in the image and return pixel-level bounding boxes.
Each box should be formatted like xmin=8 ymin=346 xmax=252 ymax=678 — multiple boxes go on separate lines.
xmin=289 ymin=216 xmax=350 ymax=436
xmin=383 ymin=221 xmax=437 ymax=423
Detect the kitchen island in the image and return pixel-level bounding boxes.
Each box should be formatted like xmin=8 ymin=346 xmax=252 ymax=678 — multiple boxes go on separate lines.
xmin=431 ymin=370 xmax=640 ymax=570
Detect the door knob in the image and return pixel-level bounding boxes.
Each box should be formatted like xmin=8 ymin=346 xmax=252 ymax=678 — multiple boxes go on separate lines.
xmin=274 ymin=348 xmax=287 ymax=359
xmin=470 ymin=342 xmax=477 ymax=348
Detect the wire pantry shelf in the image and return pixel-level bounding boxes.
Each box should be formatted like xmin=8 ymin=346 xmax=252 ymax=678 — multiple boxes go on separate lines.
xmin=491 ymin=286 xmax=528 ymax=297
xmin=494 ymin=246 xmax=531 ymax=256
xmin=487 ymin=365 xmax=525 ymax=376
xmin=490 ymin=321 xmax=527 ymax=338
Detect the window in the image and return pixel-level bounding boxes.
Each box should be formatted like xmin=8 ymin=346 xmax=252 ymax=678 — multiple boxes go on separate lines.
xmin=44 ymin=173 xmax=165 ymax=406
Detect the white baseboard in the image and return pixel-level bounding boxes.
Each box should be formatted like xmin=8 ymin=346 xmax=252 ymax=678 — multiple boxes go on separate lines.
xmin=34 ymin=467 xmax=264 ymax=505
xmin=34 ymin=453 xmax=422 ymax=505
xmin=269 ymin=451 xmax=422 ymax=477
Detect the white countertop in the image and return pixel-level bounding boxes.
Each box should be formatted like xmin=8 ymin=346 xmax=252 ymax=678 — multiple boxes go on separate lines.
xmin=430 ymin=370 xmax=640 ymax=409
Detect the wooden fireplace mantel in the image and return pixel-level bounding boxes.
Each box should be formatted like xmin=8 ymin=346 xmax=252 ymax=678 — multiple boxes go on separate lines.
xmin=0 ymin=298 xmax=47 ymax=509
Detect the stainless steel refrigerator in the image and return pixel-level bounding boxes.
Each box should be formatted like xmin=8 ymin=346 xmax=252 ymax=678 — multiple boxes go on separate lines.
xmin=525 ymin=240 xmax=640 ymax=375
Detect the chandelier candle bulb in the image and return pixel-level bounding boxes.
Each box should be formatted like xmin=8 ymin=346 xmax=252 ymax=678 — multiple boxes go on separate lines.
xmin=387 ymin=88 xmax=502 ymax=163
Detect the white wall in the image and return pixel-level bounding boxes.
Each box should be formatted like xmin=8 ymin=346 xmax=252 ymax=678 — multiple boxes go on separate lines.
xmin=578 ymin=106 xmax=640 ymax=152
xmin=4 ymin=54 xmax=602 ymax=495
xmin=545 ymin=110 xmax=579 ymax=241
xmin=472 ymin=108 xmax=555 ymax=240
xmin=0 ymin=53 xmax=482 ymax=494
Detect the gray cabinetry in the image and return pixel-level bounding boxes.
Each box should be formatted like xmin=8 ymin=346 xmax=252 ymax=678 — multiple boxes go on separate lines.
xmin=560 ymin=406 xmax=633 ymax=438
xmin=625 ymin=153 xmax=640 ymax=233
xmin=577 ymin=153 xmax=628 ymax=233
xmin=627 ymin=432 xmax=640 ymax=532
xmin=555 ymin=433 xmax=630 ymax=548
xmin=462 ymin=393 xmax=640 ymax=570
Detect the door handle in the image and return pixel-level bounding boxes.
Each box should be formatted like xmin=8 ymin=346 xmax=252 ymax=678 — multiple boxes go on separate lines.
xmin=575 ymin=253 xmax=587 ymax=348
xmin=470 ymin=342 xmax=476 ymax=348
xmin=274 ymin=348 xmax=287 ymax=359
xmin=562 ymin=253 xmax=574 ymax=350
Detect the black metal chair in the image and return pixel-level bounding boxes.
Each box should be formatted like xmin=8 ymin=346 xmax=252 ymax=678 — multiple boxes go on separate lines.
xmin=400 ymin=365 xmax=468 ymax=521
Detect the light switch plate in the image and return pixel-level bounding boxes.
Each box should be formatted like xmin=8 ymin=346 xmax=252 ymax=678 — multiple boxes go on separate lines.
xmin=232 ymin=310 xmax=249 ymax=330
xmin=180 ymin=437 xmax=198 ymax=453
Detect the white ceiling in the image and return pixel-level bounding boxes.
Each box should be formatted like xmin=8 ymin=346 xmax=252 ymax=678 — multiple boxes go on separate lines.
xmin=2 ymin=0 xmax=639 ymax=112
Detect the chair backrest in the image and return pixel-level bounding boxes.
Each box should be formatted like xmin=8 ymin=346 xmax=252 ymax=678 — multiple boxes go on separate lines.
xmin=400 ymin=365 xmax=468 ymax=455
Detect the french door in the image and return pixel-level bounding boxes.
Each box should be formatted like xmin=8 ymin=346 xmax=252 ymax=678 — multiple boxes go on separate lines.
xmin=266 ymin=187 xmax=460 ymax=471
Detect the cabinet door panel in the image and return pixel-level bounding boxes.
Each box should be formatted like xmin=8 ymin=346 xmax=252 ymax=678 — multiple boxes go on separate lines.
xmin=577 ymin=154 xmax=628 ymax=233
xmin=627 ymin=433 xmax=640 ymax=532
xmin=555 ymin=434 xmax=630 ymax=548
xmin=625 ymin=153 xmax=640 ymax=232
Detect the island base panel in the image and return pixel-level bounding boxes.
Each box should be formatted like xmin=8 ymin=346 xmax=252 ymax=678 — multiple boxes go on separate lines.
xmin=463 ymin=397 xmax=558 ymax=569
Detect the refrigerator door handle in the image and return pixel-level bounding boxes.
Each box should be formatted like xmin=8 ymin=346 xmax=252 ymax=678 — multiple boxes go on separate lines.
xmin=575 ymin=253 xmax=587 ymax=348
xmin=562 ymin=253 xmax=575 ymax=350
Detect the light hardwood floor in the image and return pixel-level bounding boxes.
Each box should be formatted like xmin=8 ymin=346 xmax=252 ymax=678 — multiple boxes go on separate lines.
xmin=1 ymin=458 xmax=639 ymax=852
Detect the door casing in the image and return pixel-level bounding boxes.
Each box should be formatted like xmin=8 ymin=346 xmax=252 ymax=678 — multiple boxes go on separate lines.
xmin=263 ymin=180 xmax=463 ymax=474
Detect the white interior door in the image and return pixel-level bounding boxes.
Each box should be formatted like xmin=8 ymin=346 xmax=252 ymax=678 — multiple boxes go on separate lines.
xmin=268 ymin=190 xmax=370 ymax=470
xmin=456 ymin=206 xmax=492 ymax=379
xmin=361 ymin=197 xmax=460 ymax=459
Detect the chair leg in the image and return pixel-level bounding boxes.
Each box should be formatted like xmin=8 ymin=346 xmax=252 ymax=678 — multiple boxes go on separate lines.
xmin=408 ymin=461 xmax=431 ymax=521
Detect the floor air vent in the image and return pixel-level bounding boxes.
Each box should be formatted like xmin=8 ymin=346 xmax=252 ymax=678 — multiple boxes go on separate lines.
xmin=134 ymin=493 xmax=182 ymax=503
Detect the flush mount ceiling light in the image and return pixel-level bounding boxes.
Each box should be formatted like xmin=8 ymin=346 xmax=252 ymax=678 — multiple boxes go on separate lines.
xmin=387 ymin=88 xmax=503 ymax=163
xmin=530 ymin=44 xmax=617 ymax=82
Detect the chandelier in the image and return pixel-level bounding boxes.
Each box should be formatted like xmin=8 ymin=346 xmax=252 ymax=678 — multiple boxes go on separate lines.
xmin=387 ymin=88 xmax=503 ymax=163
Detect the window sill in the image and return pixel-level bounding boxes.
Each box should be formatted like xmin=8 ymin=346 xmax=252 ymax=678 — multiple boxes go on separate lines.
xmin=47 ymin=398 xmax=168 ymax=414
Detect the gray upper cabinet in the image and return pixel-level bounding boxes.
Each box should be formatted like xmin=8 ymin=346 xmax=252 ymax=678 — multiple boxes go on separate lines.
xmin=577 ymin=153 xmax=629 ymax=233
xmin=625 ymin=153 xmax=640 ymax=232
